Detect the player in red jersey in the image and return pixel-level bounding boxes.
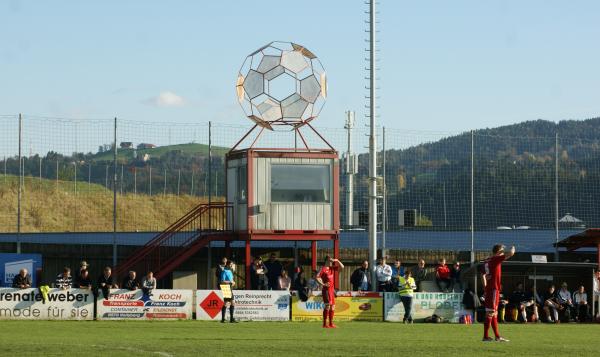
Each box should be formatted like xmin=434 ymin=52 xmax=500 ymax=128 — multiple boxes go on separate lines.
xmin=316 ymin=256 xmax=344 ymax=328
xmin=481 ymin=244 xmax=515 ymax=342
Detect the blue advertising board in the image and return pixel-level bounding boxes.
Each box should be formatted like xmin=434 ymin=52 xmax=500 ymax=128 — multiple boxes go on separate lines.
xmin=0 ymin=253 xmax=42 ymax=287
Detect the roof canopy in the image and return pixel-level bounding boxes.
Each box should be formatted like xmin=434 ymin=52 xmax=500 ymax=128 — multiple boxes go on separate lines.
xmin=559 ymin=213 xmax=583 ymax=223
xmin=555 ymin=228 xmax=600 ymax=251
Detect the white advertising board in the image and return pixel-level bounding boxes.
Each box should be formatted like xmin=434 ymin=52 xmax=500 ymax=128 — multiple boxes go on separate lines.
xmin=0 ymin=288 xmax=94 ymax=320
xmin=384 ymin=292 xmax=463 ymax=322
xmin=97 ymin=289 xmax=192 ymax=320
xmin=196 ymin=290 xmax=290 ymax=321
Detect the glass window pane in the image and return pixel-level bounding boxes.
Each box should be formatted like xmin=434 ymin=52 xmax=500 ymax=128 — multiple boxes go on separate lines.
xmin=238 ymin=166 xmax=247 ymax=203
xmin=271 ymin=164 xmax=330 ymax=203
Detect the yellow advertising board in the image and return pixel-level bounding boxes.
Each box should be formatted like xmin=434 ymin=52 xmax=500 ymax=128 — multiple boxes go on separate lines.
xmin=292 ymin=291 xmax=383 ymax=321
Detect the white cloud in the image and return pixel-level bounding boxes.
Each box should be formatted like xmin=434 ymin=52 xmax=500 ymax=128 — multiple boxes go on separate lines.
xmin=144 ymin=91 xmax=185 ymax=107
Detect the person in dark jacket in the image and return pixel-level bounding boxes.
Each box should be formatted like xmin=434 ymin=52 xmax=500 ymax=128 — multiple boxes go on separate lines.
xmin=77 ymin=269 xmax=93 ymax=290
xmin=250 ymin=257 xmax=269 ymax=290
xmin=97 ymin=267 xmax=118 ymax=299
xmin=264 ymin=253 xmax=282 ymax=290
xmin=122 ymin=271 xmax=140 ymax=291
xmin=350 ymin=260 xmax=371 ymax=291
xmin=293 ymin=268 xmax=309 ymax=301
xmin=450 ymin=262 xmax=463 ymax=292
xmin=12 ymin=268 xmax=32 ymax=289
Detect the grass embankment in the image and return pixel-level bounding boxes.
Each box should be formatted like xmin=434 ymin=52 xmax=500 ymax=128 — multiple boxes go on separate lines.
xmin=0 ymin=175 xmax=215 ymax=233
xmin=0 ymin=320 xmax=597 ymax=356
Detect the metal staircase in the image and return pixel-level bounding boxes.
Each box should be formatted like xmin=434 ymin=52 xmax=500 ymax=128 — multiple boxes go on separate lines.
xmin=114 ymin=202 xmax=233 ymax=281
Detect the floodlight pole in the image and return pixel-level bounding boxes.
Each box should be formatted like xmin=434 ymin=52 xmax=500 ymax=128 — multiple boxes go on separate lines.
xmin=367 ymin=0 xmax=378 ymax=289
xmin=470 ymin=130 xmax=474 ymax=263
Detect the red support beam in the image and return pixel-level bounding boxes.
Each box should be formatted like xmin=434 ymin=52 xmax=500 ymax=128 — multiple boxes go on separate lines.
xmin=597 ymin=243 xmax=600 ymax=270
xmin=245 ymin=240 xmax=251 ymax=289
xmin=333 ymin=237 xmax=340 ymax=289
xmin=311 ymin=241 xmax=317 ymax=272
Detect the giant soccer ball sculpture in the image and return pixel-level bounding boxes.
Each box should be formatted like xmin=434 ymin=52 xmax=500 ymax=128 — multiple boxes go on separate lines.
xmin=236 ymin=41 xmax=327 ymax=130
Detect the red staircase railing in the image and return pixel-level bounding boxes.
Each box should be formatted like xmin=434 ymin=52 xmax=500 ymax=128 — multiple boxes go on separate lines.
xmin=114 ymin=202 xmax=233 ymax=280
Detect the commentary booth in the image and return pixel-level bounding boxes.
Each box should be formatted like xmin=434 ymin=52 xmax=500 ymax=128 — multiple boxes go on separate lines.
xmin=226 ymin=124 xmax=340 ymax=289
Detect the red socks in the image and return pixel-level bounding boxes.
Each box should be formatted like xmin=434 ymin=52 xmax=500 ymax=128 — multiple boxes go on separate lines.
xmin=323 ymin=309 xmax=328 ymax=326
xmin=491 ymin=316 xmax=500 ymax=338
xmin=328 ymin=309 xmax=334 ymax=325
xmin=484 ymin=316 xmax=492 ymax=338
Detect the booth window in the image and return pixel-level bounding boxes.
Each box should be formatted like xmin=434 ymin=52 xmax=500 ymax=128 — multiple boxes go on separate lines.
xmin=238 ymin=166 xmax=247 ymax=203
xmin=271 ymin=164 xmax=330 ymax=203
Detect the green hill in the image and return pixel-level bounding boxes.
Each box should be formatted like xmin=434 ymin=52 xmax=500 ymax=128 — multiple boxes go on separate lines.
xmin=91 ymin=143 xmax=229 ymax=162
xmin=0 ymin=175 xmax=220 ymax=233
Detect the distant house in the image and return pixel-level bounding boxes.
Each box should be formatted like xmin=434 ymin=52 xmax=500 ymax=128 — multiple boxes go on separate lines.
xmin=137 ymin=143 xmax=157 ymax=150
xmin=120 ymin=142 xmax=133 ymax=149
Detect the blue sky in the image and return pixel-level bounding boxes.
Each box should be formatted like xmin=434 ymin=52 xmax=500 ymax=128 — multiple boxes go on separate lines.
xmin=1 ymin=0 xmax=599 ymax=132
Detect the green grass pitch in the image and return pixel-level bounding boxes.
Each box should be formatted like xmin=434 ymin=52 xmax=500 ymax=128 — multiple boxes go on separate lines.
xmin=0 ymin=321 xmax=598 ymax=356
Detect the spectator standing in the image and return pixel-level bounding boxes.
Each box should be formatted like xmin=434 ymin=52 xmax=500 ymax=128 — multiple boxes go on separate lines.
xmin=278 ymin=270 xmax=292 ymax=291
xmin=375 ymin=257 xmax=393 ymax=292
xmin=398 ymin=270 xmax=417 ymax=323
xmin=450 ymin=262 xmax=463 ymax=292
xmin=250 ymin=257 xmax=269 ymax=290
xmin=435 ymin=258 xmax=451 ymax=293
xmin=12 ymin=268 xmax=31 ymax=289
xmin=122 ymin=271 xmax=140 ymax=291
xmin=391 ymin=259 xmax=404 ymax=291
xmin=76 ymin=261 xmax=89 ymax=282
xmin=97 ymin=267 xmax=118 ymax=299
xmin=557 ymin=282 xmax=574 ymax=322
xmin=350 ymin=260 xmax=371 ymax=291
xmin=215 ymin=257 xmax=228 ymax=287
xmin=307 ymin=271 xmax=320 ymax=291
xmin=77 ymin=269 xmax=93 ymax=290
xmin=573 ymin=285 xmax=589 ymax=322
xmin=542 ymin=285 xmax=560 ymax=323
xmin=264 ymin=253 xmax=283 ymax=290
xmin=54 ymin=267 xmax=73 ymax=290
xmin=413 ymin=259 xmax=427 ymax=292
xmin=293 ymin=269 xmax=309 ymax=301
xmin=142 ymin=271 xmax=157 ymax=297
xmin=462 ymin=285 xmax=480 ymax=322
xmin=219 ymin=260 xmax=237 ymax=323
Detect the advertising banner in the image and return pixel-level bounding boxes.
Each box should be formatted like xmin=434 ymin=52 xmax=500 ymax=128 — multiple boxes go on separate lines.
xmin=0 ymin=253 xmax=42 ymax=287
xmin=292 ymin=291 xmax=383 ymax=321
xmin=196 ymin=290 xmax=290 ymax=321
xmin=384 ymin=292 xmax=462 ymax=322
xmin=97 ymin=289 xmax=192 ymax=320
xmin=0 ymin=288 xmax=93 ymax=320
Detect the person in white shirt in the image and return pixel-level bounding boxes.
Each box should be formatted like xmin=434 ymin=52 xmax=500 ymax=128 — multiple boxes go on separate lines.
xmin=278 ymin=270 xmax=292 ymax=291
xmin=557 ymin=282 xmax=574 ymax=321
xmin=573 ymin=285 xmax=589 ymax=322
xmin=375 ymin=257 xmax=393 ymax=292
xmin=142 ymin=271 xmax=157 ymax=297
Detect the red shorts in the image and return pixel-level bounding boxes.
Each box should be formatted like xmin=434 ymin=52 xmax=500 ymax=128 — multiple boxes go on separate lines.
xmin=322 ymin=288 xmax=335 ymax=305
xmin=484 ymin=288 xmax=499 ymax=312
